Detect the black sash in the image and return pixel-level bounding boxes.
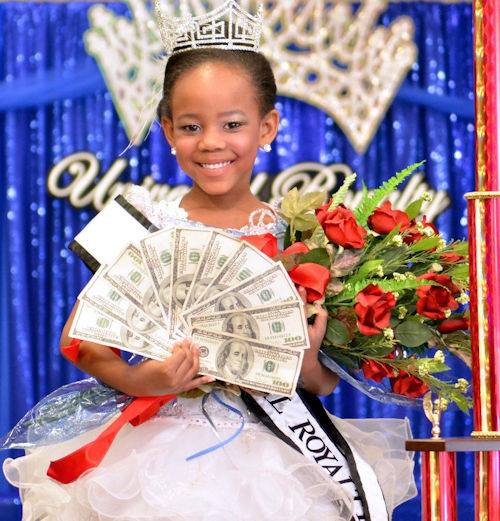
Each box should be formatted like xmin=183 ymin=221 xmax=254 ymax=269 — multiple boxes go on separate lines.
xmin=242 ymin=390 xmax=389 ymax=521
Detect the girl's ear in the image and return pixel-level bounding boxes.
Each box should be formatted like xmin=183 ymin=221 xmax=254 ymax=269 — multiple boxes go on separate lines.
xmin=161 ymin=117 xmax=175 ymax=147
xmin=259 ymin=109 xmax=280 ymax=148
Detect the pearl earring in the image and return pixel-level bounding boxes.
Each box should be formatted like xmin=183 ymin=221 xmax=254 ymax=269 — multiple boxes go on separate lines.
xmin=261 ymin=144 xmax=272 ymax=152
xmin=171 ymin=147 xmax=176 ymax=156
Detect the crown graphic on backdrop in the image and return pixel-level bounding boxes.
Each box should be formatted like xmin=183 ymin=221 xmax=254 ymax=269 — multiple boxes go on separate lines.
xmin=84 ymin=0 xmax=416 ymax=154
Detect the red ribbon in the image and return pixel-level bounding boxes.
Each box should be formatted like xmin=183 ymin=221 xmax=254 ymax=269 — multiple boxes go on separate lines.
xmin=240 ymin=233 xmax=279 ymax=257
xmin=61 ymin=338 xmax=83 ymax=364
xmin=51 ymin=339 xmax=175 ymax=483
xmin=47 ymin=394 xmax=175 ymax=484
xmin=61 ymin=339 xmax=121 ymax=363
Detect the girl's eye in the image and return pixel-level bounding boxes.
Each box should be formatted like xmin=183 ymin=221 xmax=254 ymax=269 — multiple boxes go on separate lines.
xmin=225 ymin=121 xmax=244 ymax=130
xmin=180 ymin=124 xmax=200 ymax=133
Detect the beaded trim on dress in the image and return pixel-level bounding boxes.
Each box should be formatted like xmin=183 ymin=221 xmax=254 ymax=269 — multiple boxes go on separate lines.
xmin=123 ymin=185 xmax=287 ymax=238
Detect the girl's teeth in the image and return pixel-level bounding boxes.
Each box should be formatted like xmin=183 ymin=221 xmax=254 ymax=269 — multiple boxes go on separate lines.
xmin=201 ymin=161 xmax=231 ymax=169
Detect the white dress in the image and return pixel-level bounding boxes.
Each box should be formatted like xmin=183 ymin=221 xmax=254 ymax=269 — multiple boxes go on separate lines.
xmin=2 ymin=187 xmax=417 ymax=521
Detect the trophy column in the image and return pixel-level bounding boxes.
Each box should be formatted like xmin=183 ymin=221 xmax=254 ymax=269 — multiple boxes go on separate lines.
xmin=467 ymin=0 xmax=500 ymax=521
xmin=469 ymin=0 xmax=500 ymax=519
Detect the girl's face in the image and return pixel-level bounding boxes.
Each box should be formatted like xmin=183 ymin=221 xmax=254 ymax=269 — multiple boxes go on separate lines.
xmin=162 ymin=62 xmax=279 ymax=197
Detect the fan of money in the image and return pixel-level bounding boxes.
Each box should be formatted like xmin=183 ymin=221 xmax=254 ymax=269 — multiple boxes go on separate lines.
xmin=70 ymin=224 xmax=310 ymax=397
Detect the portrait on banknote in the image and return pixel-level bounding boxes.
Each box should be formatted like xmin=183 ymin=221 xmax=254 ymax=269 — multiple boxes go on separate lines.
xmin=120 ymin=327 xmax=149 ymax=352
xmin=172 ymin=275 xmax=193 ymax=307
xmin=143 ymin=287 xmax=163 ymax=322
xmin=158 ymin=279 xmax=171 ymax=308
xmin=125 ymin=306 xmax=155 ymax=333
xmin=216 ymin=339 xmax=254 ymax=379
xmin=215 ymin=293 xmax=250 ymax=312
xmin=223 ymin=313 xmax=258 ymax=339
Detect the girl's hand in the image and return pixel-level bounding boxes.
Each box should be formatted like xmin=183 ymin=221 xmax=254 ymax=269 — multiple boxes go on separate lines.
xmin=130 ymin=338 xmax=215 ymax=396
xmin=297 ymin=286 xmax=339 ymax=396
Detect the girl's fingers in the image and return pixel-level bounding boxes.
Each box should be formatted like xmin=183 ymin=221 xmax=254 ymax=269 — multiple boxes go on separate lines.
xmin=189 ymin=345 xmax=200 ymax=377
xmin=181 ymin=346 xmax=200 ymax=383
xmin=297 ymin=286 xmax=307 ymax=305
xmin=309 ymin=304 xmax=328 ymax=337
xmin=175 ymin=349 xmax=196 ymax=377
xmin=314 ymin=304 xmax=328 ymax=321
xmin=181 ymin=375 xmax=215 ymax=392
xmin=167 ymin=345 xmax=188 ymax=371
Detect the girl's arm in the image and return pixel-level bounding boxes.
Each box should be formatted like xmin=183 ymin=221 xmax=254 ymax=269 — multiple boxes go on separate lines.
xmin=297 ymin=288 xmax=339 ymax=396
xmin=60 ymin=302 xmax=214 ymax=396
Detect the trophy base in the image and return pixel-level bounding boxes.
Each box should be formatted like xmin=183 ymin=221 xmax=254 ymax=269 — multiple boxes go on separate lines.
xmin=471 ymin=430 xmax=500 ymax=439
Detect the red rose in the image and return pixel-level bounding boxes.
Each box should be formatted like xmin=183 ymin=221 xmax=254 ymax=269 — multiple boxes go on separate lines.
xmin=361 ymin=359 xmax=394 ymax=382
xmin=441 ymin=252 xmax=466 ymax=264
xmin=354 ymin=284 xmax=396 ymax=336
xmin=283 ymin=242 xmax=309 ymax=255
xmin=367 ymin=201 xmax=410 ymax=235
xmin=390 ymin=371 xmax=429 ymax=398
xmin=418 ymin=273 xmax=460 ymax=294
xmin=240 ymin=233 xmax=278 ymax=257
xmin=437 ymin=317 xmax=469 ymax=333
xmin=316 ymin=203 xmax=367 ymax=249
xmin=416 ymin=273 xmax=459 ymax=320
xmin=403 ymin=217 xmax=439 ymax=245
xmin=288 ymin=263 xmax=330 ymax=302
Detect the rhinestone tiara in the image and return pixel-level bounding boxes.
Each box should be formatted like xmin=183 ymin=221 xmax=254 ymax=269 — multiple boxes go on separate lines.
xmin=153 ymin=0 xmax=263 ymax=55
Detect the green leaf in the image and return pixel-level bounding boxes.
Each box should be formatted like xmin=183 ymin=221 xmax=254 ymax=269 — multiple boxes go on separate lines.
xmin=380 ymin=224 xmax=402 ymax=246
xmin=352 ymin=259 xmax=384 ymax=281
xmin=301 ymin=191 xmax=327 ymax=211
xmin=405 ymin=198 xmax=424 ymax=220
xmin=299 ymin=248 xmax=331 ymax=267
xmin=329 ymin=173 xmax=357 ymax=209
xmin=447 ymin=263 xmax=469 ymax=281
xmin=280 ymin=187 xmax=300 ymax=220
xmin=453 ymin=394 xmax=473 ymax=414
xmin=394 ymin=320 xmax=433 ymax=347
xmin=293 ymin=213 xmax=318 ymax=232
xmin=450 ymin=241 xmax=468 ymax=256
xmin=354 ymin=161 xmax=425 ymax=226
xmin=409 ymin=236 xmax=441 ymax=252
xmin=284 ymin=226 xmax=292 ymax=249
xmin=321 ymin=345 xmax=359 ymax=369
xmin=325 ymin=318 xmax=349 ymax=346
xmin=305 ymin=225 xmax=329 ymax=248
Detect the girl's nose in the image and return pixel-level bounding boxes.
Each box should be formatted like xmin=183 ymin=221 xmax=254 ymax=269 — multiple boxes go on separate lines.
xmin=198 ymin=129 xmax=225 ymax=151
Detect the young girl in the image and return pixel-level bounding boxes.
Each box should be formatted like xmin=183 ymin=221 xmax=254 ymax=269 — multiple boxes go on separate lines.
xmin=2 ymin=26 xmax=416 ymax=521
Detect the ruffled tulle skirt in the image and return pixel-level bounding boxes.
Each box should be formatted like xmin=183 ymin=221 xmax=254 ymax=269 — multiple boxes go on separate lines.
xmin=3 ymin=395 xmax=416 ymax=521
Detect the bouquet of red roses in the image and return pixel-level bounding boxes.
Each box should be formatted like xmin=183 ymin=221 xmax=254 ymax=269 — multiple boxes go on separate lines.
xmin=279 ymin=162 xmax=471 ymax=411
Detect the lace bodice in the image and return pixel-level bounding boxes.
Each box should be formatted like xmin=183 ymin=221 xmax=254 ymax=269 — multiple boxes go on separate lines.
xmin=124 ymin=185 xmax=287 ymax=241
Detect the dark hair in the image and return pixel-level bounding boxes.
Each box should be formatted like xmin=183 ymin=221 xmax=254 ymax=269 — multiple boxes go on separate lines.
xmin=157 ymin=49 xmax=277 ymax=120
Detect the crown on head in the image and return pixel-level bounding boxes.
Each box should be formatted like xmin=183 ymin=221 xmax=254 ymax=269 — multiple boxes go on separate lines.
xmin=85 ymin=0 xmax=416 ymax=153
xmin=153 ymin=0 xmax=263 ymax=55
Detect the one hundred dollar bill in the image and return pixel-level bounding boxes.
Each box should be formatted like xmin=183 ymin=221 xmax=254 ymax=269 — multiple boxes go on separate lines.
xmin=182 ymin=231 xmax=241 ymax=311
xmin=168 ymin=228 xmax=214 ymax=337
xmin=78 ymin=267 xmax=171 ymax=351
xmin=183 ymin=263 xmax=301 ymax=324
xmin=191 ymin=328 xmax=303 ymax=397
xmin=189 ymin=241 xmax=276 ymax=309
xmin=102 ymin=243 xmax=168 ymax=329
xmin=189 ymin=301 xmax=310 ymax=350
xmin=139 ymin=228 xmax=174 ymax=327
xmin=70 ymin=301 xmax=168 ymax=360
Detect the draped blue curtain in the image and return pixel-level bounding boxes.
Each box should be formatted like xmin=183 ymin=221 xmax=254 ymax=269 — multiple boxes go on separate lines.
xmin=0 ymin=2 xmax=475 ymax=519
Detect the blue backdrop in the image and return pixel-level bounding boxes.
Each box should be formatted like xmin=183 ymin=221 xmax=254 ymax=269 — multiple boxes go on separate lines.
xmin=0 ymin=2 xmax=475 ymax=519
